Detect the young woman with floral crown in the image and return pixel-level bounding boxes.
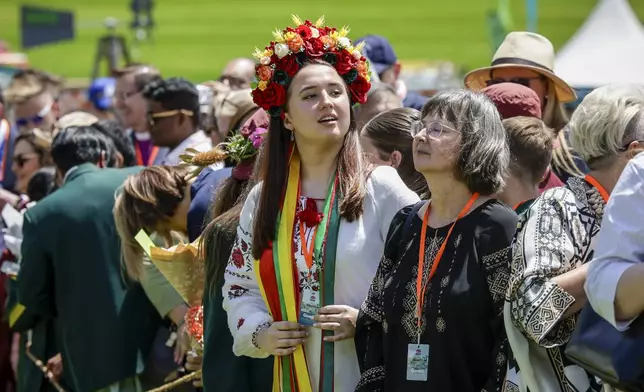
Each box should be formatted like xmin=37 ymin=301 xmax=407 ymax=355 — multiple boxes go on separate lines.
xmin=222 ymin=16 xmax=419 ymax=392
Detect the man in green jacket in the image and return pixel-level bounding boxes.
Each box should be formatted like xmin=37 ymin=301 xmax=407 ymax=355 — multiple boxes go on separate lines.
xmin=17 ymin=125 xmax=160 ymax=391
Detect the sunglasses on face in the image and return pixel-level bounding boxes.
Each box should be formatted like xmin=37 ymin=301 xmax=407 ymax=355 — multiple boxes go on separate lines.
xmin=15 ymin=102 xmax=53 ymax=129
xmin=13 ymin=153 xmax=39 ymax=168
xmin=147 ymin=109 xmax=194 ymax=127
xmin=485 ymin=76 xmax=545 ymax=88
xmin=411 ymin=121 xmax=460 ymax=140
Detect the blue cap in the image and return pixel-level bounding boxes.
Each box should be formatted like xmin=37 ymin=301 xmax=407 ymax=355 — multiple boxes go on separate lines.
xmin=88 ymin=77 xmax=116 ymax=111
xmin=355 ymin=35 xmax=397 ymax=75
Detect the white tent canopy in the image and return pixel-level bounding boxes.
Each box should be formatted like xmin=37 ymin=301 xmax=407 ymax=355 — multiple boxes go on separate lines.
xmin=555 ymin=0 xmax=644 ymax=87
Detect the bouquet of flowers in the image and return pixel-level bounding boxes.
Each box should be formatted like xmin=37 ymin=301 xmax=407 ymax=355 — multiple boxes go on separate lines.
xmin=136 ymin=230 xmax=206 ymax=391
xmin=135 ymin=230 xmax=204 ymax=307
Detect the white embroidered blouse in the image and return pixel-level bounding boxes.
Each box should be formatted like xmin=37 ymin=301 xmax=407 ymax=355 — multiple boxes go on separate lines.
xmin=222 ymin=166 xmax=419 ymax=392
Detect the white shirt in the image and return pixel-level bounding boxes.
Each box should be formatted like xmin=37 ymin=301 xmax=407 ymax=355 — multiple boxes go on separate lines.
xmin=222 ymin=166 xmax=419 ymax=392
xmin=161 ymin=130 xmax=217 ymax=167
xmin=586 ymin=152 xmax=644 ymax=330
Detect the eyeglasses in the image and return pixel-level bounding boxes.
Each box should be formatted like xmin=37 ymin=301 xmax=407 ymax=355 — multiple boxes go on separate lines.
xmin=13 ymin=153 xmax=39 ymax=168
xmin=485 ymin=76 xmax=545 ymax=88
xmin=147 ymin=109 xmax=194 ymax=126
xmin=411 ymin=121 xmax=460 ymax=140
xmin=15 ymin=101 xmax=53 ymax=129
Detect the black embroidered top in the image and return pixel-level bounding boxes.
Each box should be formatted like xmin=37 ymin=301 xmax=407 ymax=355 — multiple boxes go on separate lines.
xmin=355 ymin=200 xmax=518 ymax=392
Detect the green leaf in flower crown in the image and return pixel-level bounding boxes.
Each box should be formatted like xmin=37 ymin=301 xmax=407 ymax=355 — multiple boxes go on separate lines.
xmin=251 ymin=81 xmax=258 ymax=89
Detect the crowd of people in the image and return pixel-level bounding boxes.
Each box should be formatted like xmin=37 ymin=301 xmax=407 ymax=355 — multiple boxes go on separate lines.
xmin=0 ymin=14 xmax=642 ymax=392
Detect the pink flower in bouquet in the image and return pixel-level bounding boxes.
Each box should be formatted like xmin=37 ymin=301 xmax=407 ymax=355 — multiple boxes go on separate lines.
xmin=249 ymin=127 xmax=268 ymax=149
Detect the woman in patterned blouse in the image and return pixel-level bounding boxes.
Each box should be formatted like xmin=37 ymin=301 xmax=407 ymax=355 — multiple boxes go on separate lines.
xmin=355 ymin=90 xmax=517 ymax=392
xmin=221 ymin=20 xmax=419 ymax=392
xmin=504 ymin=84 xmax=644 ymax=392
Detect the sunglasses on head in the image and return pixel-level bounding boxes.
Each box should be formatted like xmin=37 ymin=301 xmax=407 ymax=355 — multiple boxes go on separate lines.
xmin=13 ymin=153 xmax=39 ymax=168
xmin=485 ymin=76 xmax=545 ymax=88
xmin=15 ymin=102 xmax=53 ymax=129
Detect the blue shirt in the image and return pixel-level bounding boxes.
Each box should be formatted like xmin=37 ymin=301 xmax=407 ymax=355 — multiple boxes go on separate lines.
xmin=187 ymin=166 xmax=233 ymax=241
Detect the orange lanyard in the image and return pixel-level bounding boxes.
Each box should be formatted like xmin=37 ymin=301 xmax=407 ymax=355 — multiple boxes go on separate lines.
xmin=512 ymin=202 xmax=522 ymax=211
xmin=416 ymin=193 xmax=480 ymax=331
xmin=299 ymin=220 xmax=319 ymax=271
xmin=585 ymin=174 xmax=609 ymax=203
xmin=135 ymin=142 xmax=159 ymax=166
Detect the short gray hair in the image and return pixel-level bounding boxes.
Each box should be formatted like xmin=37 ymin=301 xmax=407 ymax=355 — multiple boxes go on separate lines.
xmin=421 ymin=90 xmax=509 ymax=195
xmin=569 ymin=84 xmax=644 ymax=170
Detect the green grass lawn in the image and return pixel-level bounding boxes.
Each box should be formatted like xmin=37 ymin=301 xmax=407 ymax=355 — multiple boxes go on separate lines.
xmin=0 ymin=0 xmax=642 ymax=82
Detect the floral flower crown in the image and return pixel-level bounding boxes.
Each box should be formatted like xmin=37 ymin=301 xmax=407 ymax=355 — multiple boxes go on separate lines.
xmin=251 ymin=15 xmax=372 ymax=118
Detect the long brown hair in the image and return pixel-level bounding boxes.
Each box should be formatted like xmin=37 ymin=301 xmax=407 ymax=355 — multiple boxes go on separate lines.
xmin=362 ymin=107 xmax=429 ymax=198
xmin=251 ymin=62 xmax=368 ymax=260
xmin=113 ymin=165 xmax=189 ymax=280
xmin=200 ymin=175 xmax=258 ymax=295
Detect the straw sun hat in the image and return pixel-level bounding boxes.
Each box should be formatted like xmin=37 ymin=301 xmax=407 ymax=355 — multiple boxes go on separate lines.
xmin=464 ymin=32 xmax=576 ymax=103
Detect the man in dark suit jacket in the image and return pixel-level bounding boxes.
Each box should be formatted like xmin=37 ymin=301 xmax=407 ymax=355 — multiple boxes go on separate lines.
xmin=17 ymin=125 xmax=159 ymax=391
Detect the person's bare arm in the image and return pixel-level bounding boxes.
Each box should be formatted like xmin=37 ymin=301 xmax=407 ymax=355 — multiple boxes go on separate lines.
xmin=552 ymin=264 xmax=589 ymax=318
xmin=614 ymin=264 xmax=644 ymax=321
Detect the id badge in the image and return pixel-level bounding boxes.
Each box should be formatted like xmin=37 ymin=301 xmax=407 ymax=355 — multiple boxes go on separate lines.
xmin=406 ymin=344 xmax=430 ymax=381
xmin=298 ymin=287 xmax=320 ymax=326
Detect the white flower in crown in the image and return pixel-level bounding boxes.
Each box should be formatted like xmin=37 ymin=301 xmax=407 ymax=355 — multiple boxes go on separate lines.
xmin=274 ymin=43 xmax=290 ymax=59
xmin=311 ymin=27 xmax=320 ymax=38
xmin=337 ymin=37 xmax=351 ymax=49
xmin=352 ymin=50 xmax=362 ymax=60
xmin=260 ymin=56 xmax=271 ymax=65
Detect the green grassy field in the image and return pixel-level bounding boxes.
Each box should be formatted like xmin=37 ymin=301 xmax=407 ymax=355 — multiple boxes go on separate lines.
xmin=0 ymin=0 xmax=642 ymax=82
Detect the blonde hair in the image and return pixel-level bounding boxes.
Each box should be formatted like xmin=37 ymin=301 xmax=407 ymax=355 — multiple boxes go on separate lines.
xmin=541 ymin=80 xmax=583 ymax=177
xmin=113 ymin=166 xmax=189 ymax=280
xmin=4 ymin=69 xmax=62 ymax=104
xmin=569 ymin=84 xmax=644 ymax=170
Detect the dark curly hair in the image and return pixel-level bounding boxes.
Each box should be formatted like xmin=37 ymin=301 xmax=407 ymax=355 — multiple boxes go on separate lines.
xmin=142 ymin=77 xmax=200 ymax=128
xmin=26 ymin=166 xmax=58 ymax=202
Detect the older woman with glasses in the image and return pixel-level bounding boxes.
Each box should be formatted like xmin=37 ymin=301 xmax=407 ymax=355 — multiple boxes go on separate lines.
xmin=355 ymin=90 xmax=517 ymax=392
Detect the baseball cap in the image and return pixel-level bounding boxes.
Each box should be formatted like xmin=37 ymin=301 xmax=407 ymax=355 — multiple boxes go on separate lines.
xmin=355 ymin=35 xmax=397 ymax=75
xmin=88 ymin=77 xmax=115 ymax=111
xmin=482 ymin=82 xmax=542 ymax=119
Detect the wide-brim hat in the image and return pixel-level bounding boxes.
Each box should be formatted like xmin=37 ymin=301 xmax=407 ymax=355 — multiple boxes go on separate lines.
xmin=464 ymin=32 xmax=576 ymax=103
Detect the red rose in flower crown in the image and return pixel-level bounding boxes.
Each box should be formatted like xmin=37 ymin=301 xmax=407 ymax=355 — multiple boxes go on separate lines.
xmin=277 ymin=55 xmax=300 ymax=77
xmin=350 ymin=76 xmax=372 ymax=105
xmin=251 ymin=15 xmax=372 ymax=117
xmin=335 ymin=49 xmax=357 ymax=75
xmin=304 ymin=37 xmax=326 ymax=58
xmin=251 ymin=82 xmax=287 ymax=111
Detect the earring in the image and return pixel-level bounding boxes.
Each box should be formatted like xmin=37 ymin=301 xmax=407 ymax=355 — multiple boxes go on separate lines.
xmin=290 ymin=131 xmax=295 ymax=141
